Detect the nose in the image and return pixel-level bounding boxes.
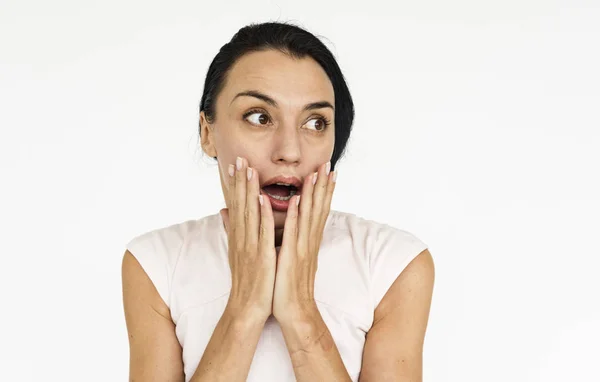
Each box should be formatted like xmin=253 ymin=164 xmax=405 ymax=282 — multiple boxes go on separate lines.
xmin=271 ymin=123 xmax=301 ymax=164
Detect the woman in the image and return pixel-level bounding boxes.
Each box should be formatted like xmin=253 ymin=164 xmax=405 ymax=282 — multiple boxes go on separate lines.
xmin=122 ymin=21 xmax=435 ymax=382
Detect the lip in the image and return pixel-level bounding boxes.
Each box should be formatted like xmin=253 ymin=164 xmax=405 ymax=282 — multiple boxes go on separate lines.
xmin=260 ymin=175 xmax=304 ymax=213
xmin=261 ymin=175 xmax=303 ymax=191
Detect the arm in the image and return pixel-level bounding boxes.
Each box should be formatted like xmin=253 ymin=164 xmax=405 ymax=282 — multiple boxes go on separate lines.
xmin=122 ymin=250 xmax=185 ymax=381
xmin=359 ymin=249 xmax=435 ymax=382
xmin=277 ymin=249 xmax=435 ymax=382
xmin=189 ymin=304 xmax=266 ymax=382
xmin=279 ymin=308 xmax=352 ymax=382
xmin=122 ymin=249 xmax=267 ymax=382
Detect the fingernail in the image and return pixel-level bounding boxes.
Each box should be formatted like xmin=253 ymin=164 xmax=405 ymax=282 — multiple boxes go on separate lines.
xmin=326 ymin=161 xmax=331 ymax=175
xmin=247 ymin=167 xmax=252 ymax=181
xmin=228 ymin=164 xmax=234 ymax=177
xmin=332 ymin=170 xmax=337 ymax=183
xmin=312 ymin=172 xmax=318 ymax=185
xmin=296 ymin=195 xmax=301 ymax=206
xmin=236 ymin=157 xmax=242 ymax=171
xmin=259 ymin=194 xmax=264 ymax=206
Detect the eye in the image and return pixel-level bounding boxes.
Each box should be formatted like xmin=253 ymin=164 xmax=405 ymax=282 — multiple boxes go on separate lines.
xmin=304 ymin=116 xmax=331 ymax=132
xmin=244 ymin=110 xmax=271 ymax=126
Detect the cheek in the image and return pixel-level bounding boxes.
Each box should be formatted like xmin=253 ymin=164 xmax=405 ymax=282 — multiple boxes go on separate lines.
xmin=306 ymin=131 xmax=334 ymax=159
xmin=212 ymin=119 xmax=247 ymax=153
xmin=216 ymin=148 xmax=265 ymax=191
xmin=306 ymin=144 xmax=334 ymax=166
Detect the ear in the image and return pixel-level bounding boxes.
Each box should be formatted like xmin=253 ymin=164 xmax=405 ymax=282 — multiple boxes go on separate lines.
xmin=200 ymin=111 xmax=218 ymax=158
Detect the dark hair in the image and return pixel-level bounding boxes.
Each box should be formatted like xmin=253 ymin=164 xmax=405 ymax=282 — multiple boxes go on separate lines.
xmin=199 ymin=21 xmax=354 ymax=171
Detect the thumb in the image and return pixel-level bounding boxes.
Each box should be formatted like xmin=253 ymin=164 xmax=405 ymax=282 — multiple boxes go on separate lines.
xmin=220 ymin=208 xmax=230 ymax=234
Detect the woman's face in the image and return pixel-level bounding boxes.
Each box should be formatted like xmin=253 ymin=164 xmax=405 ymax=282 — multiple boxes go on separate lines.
xmin=200 ymin=49 xmax=335 ymax=231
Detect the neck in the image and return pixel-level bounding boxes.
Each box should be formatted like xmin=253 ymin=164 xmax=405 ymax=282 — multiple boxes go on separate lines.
xmin=275 ymin=228 xmax=284 ymax=247
xmin=220 ymin=217 xmax=285 ymax=248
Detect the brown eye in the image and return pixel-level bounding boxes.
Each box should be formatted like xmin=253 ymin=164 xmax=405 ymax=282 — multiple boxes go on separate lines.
xmin=245 ymin=111 xmax=271 ymax=125
xmin=304 ymin=117 xmax=330 ymax=132
xmin=313 ymin=119 xmax=324 ymax=131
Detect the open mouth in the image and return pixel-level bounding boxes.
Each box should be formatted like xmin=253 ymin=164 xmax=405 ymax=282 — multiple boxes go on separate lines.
xmin=261 ymin=183 xmax=299 ymax=201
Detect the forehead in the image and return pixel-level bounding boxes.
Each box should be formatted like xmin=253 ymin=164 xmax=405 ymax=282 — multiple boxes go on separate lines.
xmin=221 ymin=49 xmax=335 ymax=106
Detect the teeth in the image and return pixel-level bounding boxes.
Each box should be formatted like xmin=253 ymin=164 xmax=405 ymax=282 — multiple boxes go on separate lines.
xmin=263 ymin=182 xmax=298 ymax=202
xmin=266 ymin=193 xmax=293 ymax=201
xmin=264 ymin=188 xmax=297 ymax=201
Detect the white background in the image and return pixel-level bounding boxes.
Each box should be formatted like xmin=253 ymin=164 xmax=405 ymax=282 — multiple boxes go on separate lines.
xmin=1 ymin=0 xmax=599 ymax=380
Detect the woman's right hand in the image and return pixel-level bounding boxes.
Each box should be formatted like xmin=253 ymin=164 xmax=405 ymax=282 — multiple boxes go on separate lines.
xmin=220 ymin=156 xmax=276 ymax=324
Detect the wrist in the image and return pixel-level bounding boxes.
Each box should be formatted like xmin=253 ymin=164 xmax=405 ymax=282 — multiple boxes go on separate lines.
xmin=224 ymin=302 xmax=269 ymax=328
xmin=278 ymin=307 xmax=327 ymax=353
xmin=276 ymin=301 xmax=320 ymax=328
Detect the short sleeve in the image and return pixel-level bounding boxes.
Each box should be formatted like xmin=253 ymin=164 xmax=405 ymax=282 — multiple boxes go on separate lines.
xmin=369 ymin=226 xmax=429 ymax=310
xmin=125 ymin=223 xmax=187 ymax=307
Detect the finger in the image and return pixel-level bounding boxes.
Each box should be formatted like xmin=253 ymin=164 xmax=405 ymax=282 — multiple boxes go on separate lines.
xmin=310 ymin=162 xmax=331 ymax=239
xmin=258 ymin=191 xmax=275 ymax=258
xmin=234 ymin=156 xmax=247 ymax=250
xmin=281 ymin=194 xmax=300 ymax=256
xmin=220 ymin=208 xmax=230 ymax=234
xmin=319 ymin=169 xmax=337 ymax=238
xmin=297 ymin=171 xmax=315 ymax=255
xmin=225 ymin=162 xmax=236 ymax=247
xmin=245 ymin=166 xmax=260 ymax=253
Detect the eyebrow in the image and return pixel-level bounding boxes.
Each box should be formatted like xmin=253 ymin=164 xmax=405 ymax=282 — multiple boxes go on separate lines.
xmin=230 ymin=90 xmax=334 ymax=112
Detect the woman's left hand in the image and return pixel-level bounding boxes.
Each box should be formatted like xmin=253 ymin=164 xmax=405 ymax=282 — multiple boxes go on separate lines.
xmin=272 ymin=161 xmax=337 ymax=326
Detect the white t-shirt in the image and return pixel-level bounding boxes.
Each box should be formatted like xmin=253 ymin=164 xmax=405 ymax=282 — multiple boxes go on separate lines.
xmin=125 ymin=209 xmax=428 ymax=382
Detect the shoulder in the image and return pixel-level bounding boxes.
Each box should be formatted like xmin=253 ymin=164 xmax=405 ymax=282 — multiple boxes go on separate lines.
xmin=124 ymin=213 xmax=222 ymax=306
xmin=328 ymin=210 xmax=426 ymax=249
xmin=328 ymin=210 xmax=430 ymax=309
xmin=125 ymin=212 xmax=224 ymax=257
